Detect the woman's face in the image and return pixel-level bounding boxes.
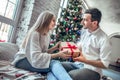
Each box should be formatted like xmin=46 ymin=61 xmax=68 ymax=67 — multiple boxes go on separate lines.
xmin=49 ymin=17 xmax=56 ymax=30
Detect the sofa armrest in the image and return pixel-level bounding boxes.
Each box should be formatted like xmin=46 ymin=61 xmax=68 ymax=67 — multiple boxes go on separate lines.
xmin=0 ymin=42 xmax=19 ymax=61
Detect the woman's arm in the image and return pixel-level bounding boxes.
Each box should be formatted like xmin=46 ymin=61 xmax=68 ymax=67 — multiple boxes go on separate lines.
xmin=47 ymin=46 xmax=58 ymax=53
xmin=51 ymin=50 xmax=71 ymax=59
xmin=47 ymin=41 xmax=61 ymax=53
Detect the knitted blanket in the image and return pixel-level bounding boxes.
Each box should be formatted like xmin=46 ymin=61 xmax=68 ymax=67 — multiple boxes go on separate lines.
xmin=0 ymin=60 xmax=46 ymax=80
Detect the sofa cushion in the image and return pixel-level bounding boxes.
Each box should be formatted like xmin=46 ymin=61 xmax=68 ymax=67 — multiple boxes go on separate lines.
xmin=0 ymin=42 xmax=19 ymax=61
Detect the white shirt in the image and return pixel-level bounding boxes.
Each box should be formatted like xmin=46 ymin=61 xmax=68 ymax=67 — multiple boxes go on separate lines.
xmin=12 ymin=31 xmax=51 ymax=69
xmin=77 ymin=28 xmax=112 ymax=75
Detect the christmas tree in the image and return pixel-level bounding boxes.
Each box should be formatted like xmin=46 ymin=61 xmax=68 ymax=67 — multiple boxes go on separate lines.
xmin=50 ymin=0 xmax=83 ymax=48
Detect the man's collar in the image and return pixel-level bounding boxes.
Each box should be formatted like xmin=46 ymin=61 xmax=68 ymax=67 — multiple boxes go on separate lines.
xmin=87 ymin=27 xmax=100 ymax=35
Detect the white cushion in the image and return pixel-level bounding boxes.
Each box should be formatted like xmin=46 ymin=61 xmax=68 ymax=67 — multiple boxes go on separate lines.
xmin=0 ymin=42 xmax=19 ymax=61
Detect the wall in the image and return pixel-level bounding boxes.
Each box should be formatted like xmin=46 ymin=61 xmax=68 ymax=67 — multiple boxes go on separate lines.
xmin=29 ymin=0 xmax=61 ymax=28
xmin=16 ymin=0 xmax=61 ymax=45
xmin=84 ymin=0 xmax=120 ymax=23
xmin=16 ymin=0 xmax=34 ymax=45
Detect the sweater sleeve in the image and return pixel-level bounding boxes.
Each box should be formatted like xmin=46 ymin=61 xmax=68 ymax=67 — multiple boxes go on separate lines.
xmin=28 ymin=32 xmax=51 ymax=69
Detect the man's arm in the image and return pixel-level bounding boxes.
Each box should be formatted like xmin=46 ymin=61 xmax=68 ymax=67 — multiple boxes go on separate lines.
xmin=73 ymin=53 xmax=106 ymax=68
xmin=84 ymin=59 xmax=106 ymax=68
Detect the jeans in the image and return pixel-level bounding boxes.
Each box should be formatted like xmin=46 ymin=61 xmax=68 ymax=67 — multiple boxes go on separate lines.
xmin=62 ymin=62 xmax=100 ymax=80
xmin=62 ymin=62 xmax=84 ymax=72
xmin=15 ymin=58 xmax=50 ymax=74
xmin=15 ymin=58 xmax=72 ymax=80
xmin=47 ymin=60 xmax=72 ymax=80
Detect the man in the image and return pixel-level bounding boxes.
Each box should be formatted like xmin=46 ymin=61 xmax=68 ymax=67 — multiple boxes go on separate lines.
xmin=62 ymin=8 xmax=112 ymax=80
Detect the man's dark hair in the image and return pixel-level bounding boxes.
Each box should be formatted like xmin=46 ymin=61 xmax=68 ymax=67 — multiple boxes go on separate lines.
xmin=85 ymin=8 xmax=102 ymax=24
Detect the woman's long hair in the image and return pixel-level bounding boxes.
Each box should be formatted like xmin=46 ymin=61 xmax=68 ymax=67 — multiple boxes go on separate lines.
xmin=21 ymin=11 xmax=55 ymax=48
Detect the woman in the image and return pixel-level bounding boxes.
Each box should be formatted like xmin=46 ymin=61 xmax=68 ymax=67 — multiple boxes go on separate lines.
xmin=12 ymin=11 xmax=72 ymax=80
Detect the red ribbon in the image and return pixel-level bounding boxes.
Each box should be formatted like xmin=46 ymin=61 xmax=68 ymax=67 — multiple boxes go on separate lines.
xmin=61 ymin=42 xmax=77 ymax=57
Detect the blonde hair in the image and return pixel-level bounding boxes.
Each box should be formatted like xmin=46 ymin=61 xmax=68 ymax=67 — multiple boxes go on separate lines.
xmin=21 ymin=11 xmax=55 ymax=48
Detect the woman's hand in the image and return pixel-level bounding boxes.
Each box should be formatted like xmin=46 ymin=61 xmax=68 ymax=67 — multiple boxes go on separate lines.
xmin=58 ymin=50 xmax=71 ymax=59
xmin=54 ymin=41 xmax=61 ymax=50
xmin=48 ymin=41 xmax=61 ymax=53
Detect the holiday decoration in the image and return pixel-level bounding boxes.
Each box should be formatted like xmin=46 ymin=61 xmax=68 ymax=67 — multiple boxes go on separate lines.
xmin=50 ymin=0 xmax=83 ymax=56
xmin=60 ymin=42 xmax=80 ymax=58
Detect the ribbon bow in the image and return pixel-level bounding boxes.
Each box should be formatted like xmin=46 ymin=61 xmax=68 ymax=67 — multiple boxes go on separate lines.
xmin=61 ymin=42 xmax=77 ymax=56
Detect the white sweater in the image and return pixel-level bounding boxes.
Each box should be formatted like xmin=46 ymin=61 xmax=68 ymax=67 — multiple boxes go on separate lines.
xmin=12 ymin=31 xmax=51 ymax=69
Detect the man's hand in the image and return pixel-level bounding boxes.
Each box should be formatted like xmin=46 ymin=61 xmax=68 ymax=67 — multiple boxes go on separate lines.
xmin=73 ymin=52 xmax=106 ymax=68
xmin=73 ymin=53 xmax=86 ymax=62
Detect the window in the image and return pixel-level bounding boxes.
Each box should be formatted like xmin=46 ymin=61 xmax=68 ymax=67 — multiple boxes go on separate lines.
xmin=0 ymin=0 xmax=23 ymax=42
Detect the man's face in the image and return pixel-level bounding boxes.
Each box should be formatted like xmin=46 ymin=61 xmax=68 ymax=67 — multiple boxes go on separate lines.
xmin=81 ymin=13 xmax=93 ymax=29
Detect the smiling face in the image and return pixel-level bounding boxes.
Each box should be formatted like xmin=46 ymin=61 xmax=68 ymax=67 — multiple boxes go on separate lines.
xmin=81 ymin=8 xmax=102 ymax=32
xmin=48 ymin=16 xmax=56 ymax=30
xmin=82 ymin=14 xmax=92 ymax=29
xmin=82 ymin=13 xmax=98 ymax=32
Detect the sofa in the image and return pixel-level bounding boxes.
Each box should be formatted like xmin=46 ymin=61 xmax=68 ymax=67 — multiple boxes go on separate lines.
xmin=0 ymin=42 xmax=19 ymax=61
xmin=0 ymin=42 xmax=101 ymax=80
xmin=0 ymin=42 xmax=47 ymax=80
xmin=1 ymin=42 xmax=119 ymax=80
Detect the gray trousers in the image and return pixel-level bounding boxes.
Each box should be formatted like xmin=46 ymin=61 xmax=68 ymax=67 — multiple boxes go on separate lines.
xmin=62 ymin=62 xmax=100 ymax=80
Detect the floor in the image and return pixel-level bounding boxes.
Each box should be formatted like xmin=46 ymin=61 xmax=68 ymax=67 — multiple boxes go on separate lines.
xmin=103 ymin=69 xmax=120 ymax=80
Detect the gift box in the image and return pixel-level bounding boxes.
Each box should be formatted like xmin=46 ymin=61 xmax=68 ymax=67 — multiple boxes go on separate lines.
xmin=60 ymin=42 xmax=80 ymax=58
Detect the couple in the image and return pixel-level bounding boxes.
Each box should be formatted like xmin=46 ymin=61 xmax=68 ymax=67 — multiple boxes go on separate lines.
xmin=11 ymin=8 xmax=111 ymax=80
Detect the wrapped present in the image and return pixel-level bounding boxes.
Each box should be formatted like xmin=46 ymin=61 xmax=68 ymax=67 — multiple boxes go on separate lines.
xmin=60 ymin=42 xmax=80 ymax=58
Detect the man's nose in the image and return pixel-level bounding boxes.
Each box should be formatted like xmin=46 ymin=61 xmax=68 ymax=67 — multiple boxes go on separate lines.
xmin=80 ymin=20 xmax=84 ymax=25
